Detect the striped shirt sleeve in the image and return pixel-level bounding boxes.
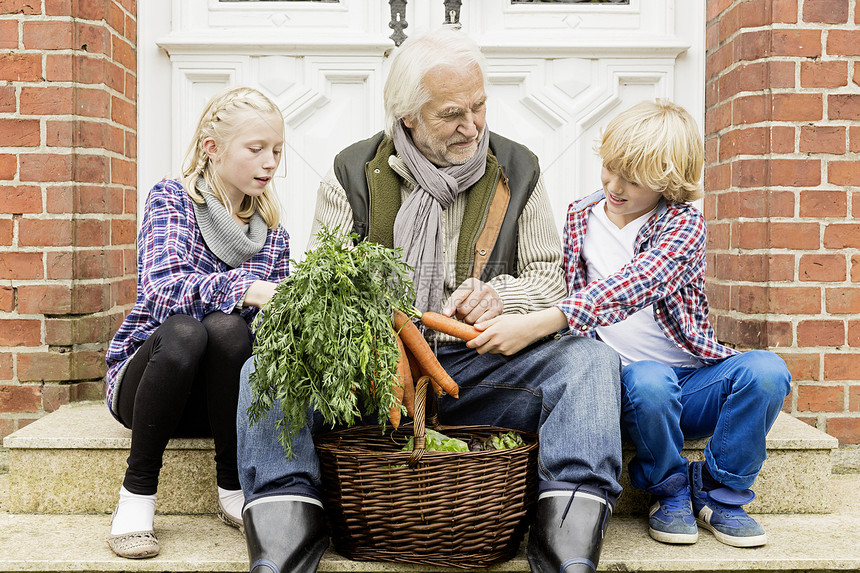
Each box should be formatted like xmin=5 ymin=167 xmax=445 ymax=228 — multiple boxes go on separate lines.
xmin=485 ymin=174 xmax=567 ymax=314
xmin=306 ymin=168 xmax=355 ymax=251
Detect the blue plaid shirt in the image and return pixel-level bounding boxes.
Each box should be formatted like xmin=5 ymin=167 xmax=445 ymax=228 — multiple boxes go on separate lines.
xmin=105 ymin=179 xmax=290 ymax=414
xmin=555 ymin=189 xmax=737 ymax=364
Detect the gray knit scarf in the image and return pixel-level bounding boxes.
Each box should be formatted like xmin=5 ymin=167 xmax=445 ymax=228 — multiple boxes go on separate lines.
xmin=192 ymin=177 xmax=268 ymax=268
xmin=392 ymin=120 xmax=490 ymax=313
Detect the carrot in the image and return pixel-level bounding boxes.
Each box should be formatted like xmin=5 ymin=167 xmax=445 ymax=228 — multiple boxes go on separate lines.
xmin=402 ymin=345 xmax=419 ymax=418
xmin=388 ymin=335 xmax=410 ymax=429
xmin=404 ymin=335 xmax=441 ymax=398
xmin=428 ymin=377 xmax=444 ymax=397
xmin=419 ymin=311 xmax=481 ymax=341
xmin=392 ymin=309 xmax=459 ymax=399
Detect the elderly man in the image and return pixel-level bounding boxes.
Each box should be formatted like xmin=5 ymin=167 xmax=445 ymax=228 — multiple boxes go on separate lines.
xmin=237 ymin=27 xmax=623 ymax=573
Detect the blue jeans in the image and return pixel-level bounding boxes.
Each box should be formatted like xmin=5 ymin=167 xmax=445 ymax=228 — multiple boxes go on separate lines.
xmin=237 ymin=334 xmax=624 ymax=504
xmin=621 ymin=350 xmax=791 ymax=491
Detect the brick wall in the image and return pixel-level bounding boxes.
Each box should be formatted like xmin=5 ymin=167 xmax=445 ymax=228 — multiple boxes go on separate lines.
xmin=0 ymin=0 xmax=137 ymax=452
xmin=705 ymin=0 xmax=860 ymax=446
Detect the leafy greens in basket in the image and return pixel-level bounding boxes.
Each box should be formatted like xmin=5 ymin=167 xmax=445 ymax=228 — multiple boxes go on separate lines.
xmin=247 ymin=226 xmax=415 ymax=459
xmin=401 ymin=429 xmax=526 ymax=453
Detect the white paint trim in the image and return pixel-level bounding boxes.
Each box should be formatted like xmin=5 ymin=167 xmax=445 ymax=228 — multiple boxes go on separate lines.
xmin=137 ymin=0 xmax=173 ymax=212
xmin=156 ymin=37 xmax=393 ymax=57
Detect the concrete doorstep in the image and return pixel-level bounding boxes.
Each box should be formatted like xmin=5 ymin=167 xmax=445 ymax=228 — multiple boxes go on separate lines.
xmin=1 ymin=403 xmax=839 ymax=516
xmin=0 ymin=474 xmax=859 ymax=572
xmin=0 ymin=402 xmax=855 ymax=572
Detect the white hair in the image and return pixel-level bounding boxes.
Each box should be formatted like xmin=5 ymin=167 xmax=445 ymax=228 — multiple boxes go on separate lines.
xmin=383 ymin=27 xmax=488 ymax=137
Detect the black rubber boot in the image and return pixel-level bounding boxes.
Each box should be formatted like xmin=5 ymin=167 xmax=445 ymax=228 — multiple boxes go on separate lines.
xmin=526 ymin=486 xmax=612 ymax=573
xmin=243 ymin=496 xmax=329 ymax=573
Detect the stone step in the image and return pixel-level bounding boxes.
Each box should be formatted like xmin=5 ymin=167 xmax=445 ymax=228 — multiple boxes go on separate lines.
xmin=0 ymin=474 xmax=858 ymax=573
xmin=2 ymin=402 xmax=838 ymax=516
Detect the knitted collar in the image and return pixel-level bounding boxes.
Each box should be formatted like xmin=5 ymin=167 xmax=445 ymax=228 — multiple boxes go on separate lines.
xmin=192 ymin=177 xmax=268 ymax=268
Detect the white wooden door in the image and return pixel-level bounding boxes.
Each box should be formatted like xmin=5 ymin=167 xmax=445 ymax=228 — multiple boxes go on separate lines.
xmin=139 ymin=0 xmax=704 ymax=256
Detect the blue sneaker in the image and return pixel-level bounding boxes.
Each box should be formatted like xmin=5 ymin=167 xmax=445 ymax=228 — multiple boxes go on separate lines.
xmin=689 ymin=461 xmax=767 ymax=547
xmin=646 ymin=472 xmax=698 ymax=544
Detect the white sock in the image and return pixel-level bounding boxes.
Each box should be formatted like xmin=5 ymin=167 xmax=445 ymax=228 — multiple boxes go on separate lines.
xmin=110 ymin=486 xmax=157 ymax=535
xmin=218 ymin=487 xmax=245 ymax=522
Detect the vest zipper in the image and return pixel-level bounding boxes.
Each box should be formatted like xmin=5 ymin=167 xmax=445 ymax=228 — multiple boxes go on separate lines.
xmin=364 ymin=162 xmax=372 ymax=240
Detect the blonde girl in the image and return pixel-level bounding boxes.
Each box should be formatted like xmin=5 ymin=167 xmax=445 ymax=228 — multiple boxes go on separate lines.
xmin=104 ymin=87 xmax=290 ymax=559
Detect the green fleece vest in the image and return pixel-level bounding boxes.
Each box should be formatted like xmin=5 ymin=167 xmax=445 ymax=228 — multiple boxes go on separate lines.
xmin=333 ymin=131 xmax=539 ymax=285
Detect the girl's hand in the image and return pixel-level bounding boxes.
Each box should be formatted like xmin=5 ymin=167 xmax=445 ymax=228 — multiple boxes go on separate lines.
xmin=466 ymin=307 xmax=568 ymax=356
xmin=242 ymin=280 xmax=278 ymax=308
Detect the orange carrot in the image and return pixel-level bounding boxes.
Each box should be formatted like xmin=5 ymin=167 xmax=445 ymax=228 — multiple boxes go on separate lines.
xmin=392 ymin=309 xmax=459 ymax=398
xmin=419 ymin=311 xmax=480 ymax=341
xmin=402 ymin=345 xmax=419 ymax=418
xmin=428 ymin=377 xmax=443 ymax=397
xmin=388 ymin=335 xmax=410 ymax=429
xmin=404 ymin=331 xmax=441 ymax=398
xmin=403 ymin=345 xmax=445 ymax=400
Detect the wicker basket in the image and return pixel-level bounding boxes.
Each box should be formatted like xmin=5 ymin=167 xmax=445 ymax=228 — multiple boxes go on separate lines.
xmin=314 ymin=376 xmax=539 ymax=569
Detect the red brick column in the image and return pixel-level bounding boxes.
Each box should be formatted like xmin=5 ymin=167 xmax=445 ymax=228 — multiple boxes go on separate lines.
xmin=705 ymin=0 xmax=859 ymax=445
xmin=0 ymin=0 xmax=137 ymax=445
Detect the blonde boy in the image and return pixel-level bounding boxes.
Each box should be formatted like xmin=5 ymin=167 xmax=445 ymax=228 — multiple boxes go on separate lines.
xmin=467 ymin=99 xmax=791 ymax=548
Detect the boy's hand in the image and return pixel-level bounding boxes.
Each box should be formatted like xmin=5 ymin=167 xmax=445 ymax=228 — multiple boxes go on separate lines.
xmin=467 ymin=314 xmax=536 ymax=355
xmin=442 ymin=278 xmax=502 ymax=324
xmin=467 ymin=307 xmax=569 ymax=356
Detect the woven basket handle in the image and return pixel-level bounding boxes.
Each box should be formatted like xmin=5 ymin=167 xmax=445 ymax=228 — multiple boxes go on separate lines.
xmin=406 ymin=376 xmax=439 ymax=468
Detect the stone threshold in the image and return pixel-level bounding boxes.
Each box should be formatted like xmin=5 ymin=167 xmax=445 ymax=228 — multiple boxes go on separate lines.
xmin=3 ymin=402 xmax=839 ymax=452
xmin=1 ymin=403 xmax=841 ymax=516
xmin=1 ymin=496 xmax=859 ymax=573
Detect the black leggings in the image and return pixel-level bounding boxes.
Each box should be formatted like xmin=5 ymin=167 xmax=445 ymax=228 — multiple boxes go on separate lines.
xmin=117 ymin=312 xmax=251 ymax=495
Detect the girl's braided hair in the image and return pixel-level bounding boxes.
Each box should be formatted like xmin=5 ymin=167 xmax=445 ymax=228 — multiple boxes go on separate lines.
xmin=181 ymin=86 xmax=284 ymax=229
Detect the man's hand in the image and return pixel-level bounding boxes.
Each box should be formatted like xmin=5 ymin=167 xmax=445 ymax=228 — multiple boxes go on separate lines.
xmin=467 ymin=307 xmax=568 ymax=356
xmin=442 ymin=278 xmax=502 ymax=324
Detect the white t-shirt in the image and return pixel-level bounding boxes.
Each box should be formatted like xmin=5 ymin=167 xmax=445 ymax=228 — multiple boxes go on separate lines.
xmin=581 ymin=200 xmax=702 ymax=368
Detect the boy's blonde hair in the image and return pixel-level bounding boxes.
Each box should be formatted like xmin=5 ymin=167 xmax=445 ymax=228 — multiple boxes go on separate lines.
xmin=182 ymin=86 xmax=284 ymax=229
xmin=599 ymin=99 xmax=703 ymax=204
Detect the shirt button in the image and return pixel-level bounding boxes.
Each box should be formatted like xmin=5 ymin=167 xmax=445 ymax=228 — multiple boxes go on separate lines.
xmin=374 ymin=169 xmax=380 ymax=174
xmin=478 ymin=249 xmax=487 ymax=256
xmin=580 ymin=326 xmax=588 ymax=331
xmin=655 ymin=309 xmax=661 ymax=314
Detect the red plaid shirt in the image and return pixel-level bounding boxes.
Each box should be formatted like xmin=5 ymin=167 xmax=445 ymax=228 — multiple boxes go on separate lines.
xmin=555 ymin=190 xmax=737 ymax=365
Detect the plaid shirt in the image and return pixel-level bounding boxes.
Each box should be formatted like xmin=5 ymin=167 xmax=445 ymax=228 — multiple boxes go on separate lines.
xmin=105 ymin=179 xmax=290 ymax=414
xmin=556 ymin=189 xmax=737 ymax=365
